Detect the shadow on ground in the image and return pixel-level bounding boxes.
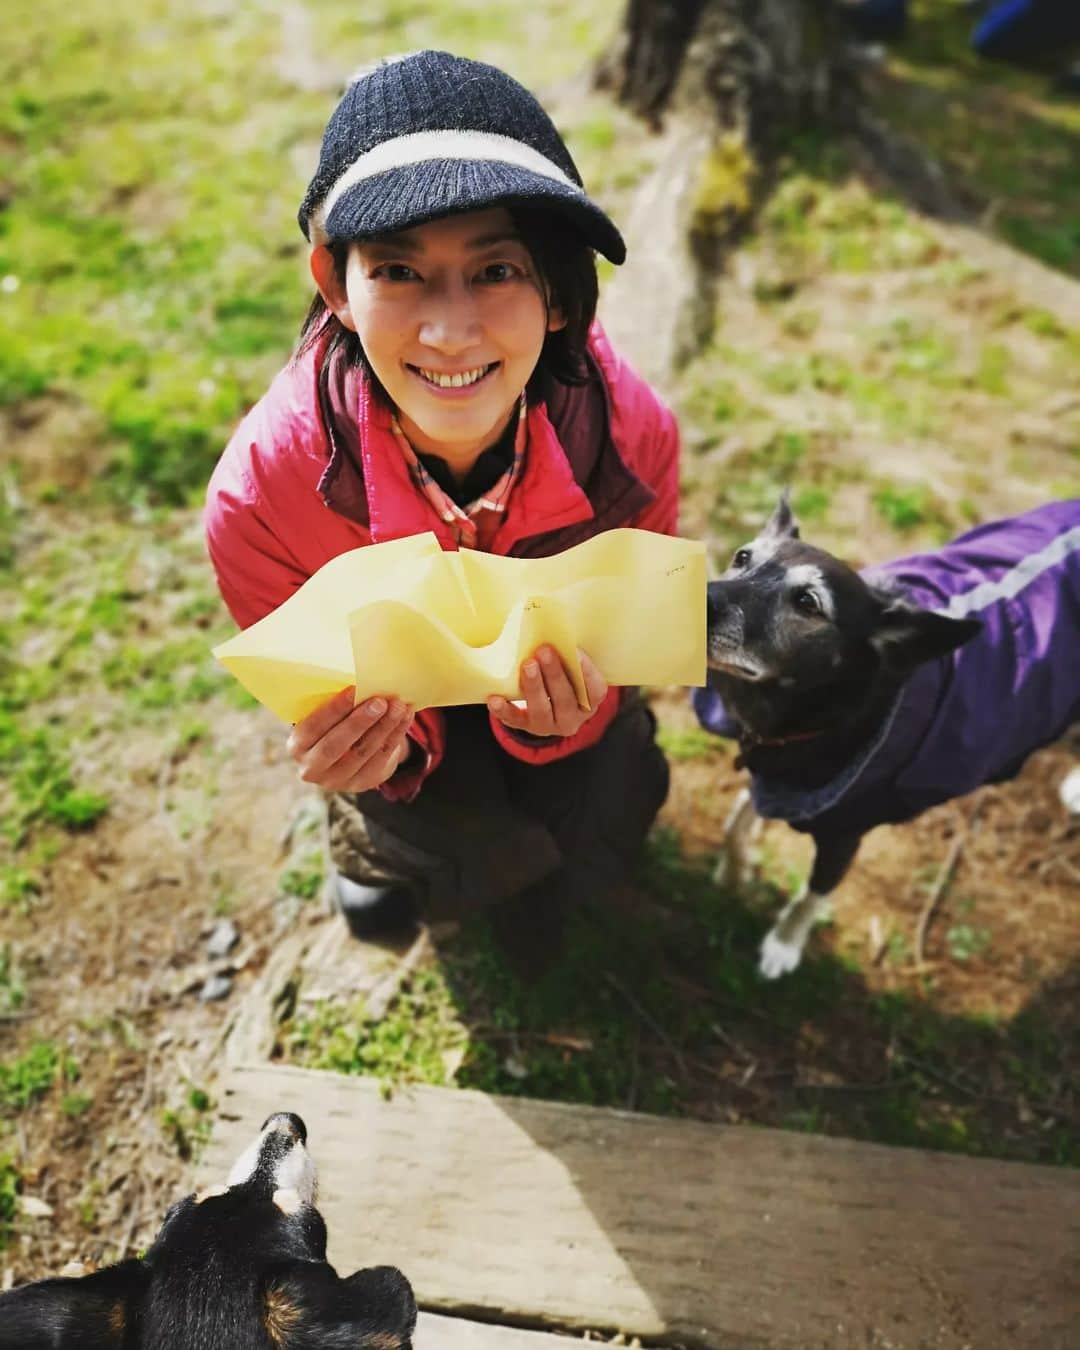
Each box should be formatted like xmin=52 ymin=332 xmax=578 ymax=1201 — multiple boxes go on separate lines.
xmin=429 ymin=830 xmax=1078 ymax=1168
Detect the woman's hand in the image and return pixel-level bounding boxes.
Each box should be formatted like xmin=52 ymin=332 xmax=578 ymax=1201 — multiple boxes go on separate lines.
xmin=287 ymin=687 xmax=414 ymax=792
xmin=487 ymin=646 xmax=608 ymax=738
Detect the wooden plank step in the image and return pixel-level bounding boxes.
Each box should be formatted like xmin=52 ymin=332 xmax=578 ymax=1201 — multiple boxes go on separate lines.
xmin=202 ymin=1064 xmax=1079 ymax=1349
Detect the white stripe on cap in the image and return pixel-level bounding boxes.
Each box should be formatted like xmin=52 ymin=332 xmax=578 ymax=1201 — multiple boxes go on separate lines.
xmin=310 ymin=129 xmax=580 ymax=241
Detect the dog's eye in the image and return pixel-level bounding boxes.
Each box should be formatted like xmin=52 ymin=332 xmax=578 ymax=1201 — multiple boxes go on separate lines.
xmin=793 ymin=588 xmax=821 ymax=616
xmin=732 ymin=548 xmax=752 ymax=568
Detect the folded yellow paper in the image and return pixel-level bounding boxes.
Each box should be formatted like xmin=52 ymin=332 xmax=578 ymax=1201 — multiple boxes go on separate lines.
xmin=213 ymin=529 xmax=706 ymax=724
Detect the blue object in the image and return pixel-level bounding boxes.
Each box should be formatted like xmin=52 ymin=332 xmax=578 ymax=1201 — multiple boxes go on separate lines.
xmin=973 ymin=0 xmax=1080 ymax=61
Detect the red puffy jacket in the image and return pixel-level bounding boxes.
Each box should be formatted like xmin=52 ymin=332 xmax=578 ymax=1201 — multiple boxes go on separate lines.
xmin=204 ymin=323 xmax=680 ymax=800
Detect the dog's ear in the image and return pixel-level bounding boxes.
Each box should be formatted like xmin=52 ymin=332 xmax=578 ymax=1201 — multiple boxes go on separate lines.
xmin=262 ymin=1262 xmax=417 ymax=1348
xmin=761 ymin=489 xmax=799 ymax=542
xmin=869 ymin=594 xmax=982 ymax=673
xmin=0 ymin=1259 xmax=146 ymax=1349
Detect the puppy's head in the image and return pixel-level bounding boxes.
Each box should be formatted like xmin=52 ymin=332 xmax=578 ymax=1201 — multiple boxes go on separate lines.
xmin=0 ymin=1111 xmax=416 ymax=1350
xmin=706 ymin=493 xmax=980 ymax=693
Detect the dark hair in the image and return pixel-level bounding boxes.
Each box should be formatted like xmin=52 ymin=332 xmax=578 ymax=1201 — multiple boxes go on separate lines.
xmin=294 ymin=207 xmax=599 ymax=400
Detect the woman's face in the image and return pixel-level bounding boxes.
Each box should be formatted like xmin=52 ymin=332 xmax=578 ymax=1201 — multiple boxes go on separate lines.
xmin=331 ymin=207 xmax=563 ymax=472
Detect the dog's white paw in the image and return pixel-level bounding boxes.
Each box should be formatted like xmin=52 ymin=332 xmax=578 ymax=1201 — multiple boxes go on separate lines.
xmin=759 ymin=931 xmax=804 ymax=979
xmin=1060 ymin=766 xmax=1080 ymax=815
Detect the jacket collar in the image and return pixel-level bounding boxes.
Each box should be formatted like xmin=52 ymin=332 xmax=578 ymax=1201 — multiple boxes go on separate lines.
xmin=314 ymin=340 xmax=655 ymax=554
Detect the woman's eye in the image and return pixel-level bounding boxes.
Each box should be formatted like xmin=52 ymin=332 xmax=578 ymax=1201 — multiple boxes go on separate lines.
xmin=732 ymin=548 xmax=752 ymax=569
xmin=793 ymin=589 xmax=821 ymax=616
xmin=376 ymin=263 xmax=418 ymax=282
xmin=479 ymin=262 xmax=516 ymax=283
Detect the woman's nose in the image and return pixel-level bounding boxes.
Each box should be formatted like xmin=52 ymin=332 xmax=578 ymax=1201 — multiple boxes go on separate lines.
xmin=417 ymin=280 xmax=482 ymax=352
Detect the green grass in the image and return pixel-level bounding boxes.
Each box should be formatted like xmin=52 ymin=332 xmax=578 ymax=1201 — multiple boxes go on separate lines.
xmin=0 ymin=1042 xmax=78 ymax=1114
xmin=0 ymin=1153 xmax=19 ymax=1249
xmin=278 ymin=850 xmax=326 ymax=903
xmin=655 ymin=725 xmax=727 ymax=762
xmin=879 ymin=1 xmax=1080 ymax=275
xmin=160 ymin=1085 xmax=214 ymax=1163
xmin=0 ymin=944 xmax=25 ymax=1013
xmin=0 ymin=0 xmax=623 ymax=506
xmin=0 ymin=515 xmax=242 ymax=904
xmin=872 ymin=482 xmax=950 ymax=536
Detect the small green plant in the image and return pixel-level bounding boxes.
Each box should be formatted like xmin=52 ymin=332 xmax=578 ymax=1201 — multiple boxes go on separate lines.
xmin=945 ymin=924 xmax=991 ymax=963
xmin=0 ymin=1153 xmax=20 ymax=1249
xmin=1019 ymin=308 xmax=1065 ymax=340
xmin=161 ymin=1086 xmax=213 ymax=1162
xmin=0 ymin=1042 xmax=77 ymax=1113
xmin=77 ymin=1184 xmax=100 ymax=1229
xmin=187 ymin=1085 xmax=212 ymax=1113
xmin=61 ymin=1092 xmax=93 ymax=1119
xmin=974 ymin=342 xmax=1010 ymax=396
xmin=0 ymin=714 xmax=109 ymax=845
xmin=0 ymin=866 xmax=40 ymax=910
xmin=873 ymin=484 xmax=930 ymax=533
xmin=278 ymin=851 xmax=325 ymax=902
xmin=884 ymin=931 xmax=912 ymax=968
xmin=0 ymin=944 xmax=25 ymax=1012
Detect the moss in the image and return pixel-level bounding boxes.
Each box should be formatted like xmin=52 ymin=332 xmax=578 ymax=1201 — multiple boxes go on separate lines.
xmin=690 ymin=134 xmax=756 ymax=243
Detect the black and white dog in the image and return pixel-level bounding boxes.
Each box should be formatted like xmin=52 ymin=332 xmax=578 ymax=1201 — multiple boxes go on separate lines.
xmin=0 ymin=1112 xmax=416 ymax=1350
xmin=696 ymin=493 xmax=1080 ymax=977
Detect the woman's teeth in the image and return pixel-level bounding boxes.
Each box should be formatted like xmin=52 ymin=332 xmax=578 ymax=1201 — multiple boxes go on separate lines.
xmin=416 ymin=364 xmax=493 ymax=388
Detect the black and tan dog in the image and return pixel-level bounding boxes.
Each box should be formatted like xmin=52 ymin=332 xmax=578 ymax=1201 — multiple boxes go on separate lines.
xmin=0 ymin=1112 xmax=416 ymax=1350
xmin=696 ymin=492 xmax=1080 ymax=977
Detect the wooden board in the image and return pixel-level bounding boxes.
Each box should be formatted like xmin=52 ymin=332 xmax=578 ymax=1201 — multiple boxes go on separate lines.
xmin=202 ymin=1064 xmax=1079 ymax=1349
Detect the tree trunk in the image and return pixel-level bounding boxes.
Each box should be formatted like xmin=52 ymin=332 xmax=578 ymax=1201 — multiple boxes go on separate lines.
xmin=597 ymin=1 xmax=850 ymax=153
xmin=595 ymin=0 xmax=956 ymax=380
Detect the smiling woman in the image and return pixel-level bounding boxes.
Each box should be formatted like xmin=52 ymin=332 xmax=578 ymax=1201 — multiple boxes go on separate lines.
xmin=204 ymin=50 xmax=681 ymax=979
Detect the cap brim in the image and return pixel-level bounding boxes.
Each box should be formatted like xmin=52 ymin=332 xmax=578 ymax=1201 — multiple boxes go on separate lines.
xmin=317 ymin=159 xmax=626 ymax=264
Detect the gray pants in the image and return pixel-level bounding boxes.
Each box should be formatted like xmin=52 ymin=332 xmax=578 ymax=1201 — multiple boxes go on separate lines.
xmin=327 ymin=694 xmax=670 ymax=922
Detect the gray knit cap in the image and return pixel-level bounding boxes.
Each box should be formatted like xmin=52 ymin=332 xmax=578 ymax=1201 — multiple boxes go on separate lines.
xmin=298 ymin=50 xmax=625 ymax=264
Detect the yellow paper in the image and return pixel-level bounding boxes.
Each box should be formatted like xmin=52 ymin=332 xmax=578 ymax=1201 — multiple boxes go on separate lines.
xmin=214 ymin=529 xmax=706 ymax=724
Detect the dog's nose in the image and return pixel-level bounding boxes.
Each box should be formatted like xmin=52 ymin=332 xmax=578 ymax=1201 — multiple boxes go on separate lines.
xmin=706 ymin=583 xmax=728 ymax=628
xmin=260 ymin=1112 xmax=307 ymax=1145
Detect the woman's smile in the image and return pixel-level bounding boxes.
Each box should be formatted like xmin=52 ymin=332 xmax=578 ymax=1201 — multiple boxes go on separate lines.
xmin=407 ymin=361 xmax=501 ymax=396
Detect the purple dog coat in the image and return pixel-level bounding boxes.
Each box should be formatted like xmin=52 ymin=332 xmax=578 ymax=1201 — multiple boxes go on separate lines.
xmin=693 ymin=500 xmax=1080 ymax=838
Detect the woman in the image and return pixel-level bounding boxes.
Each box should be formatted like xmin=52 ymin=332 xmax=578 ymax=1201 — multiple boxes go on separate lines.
xmin=205 ymin=52 xmax=679 ymax=978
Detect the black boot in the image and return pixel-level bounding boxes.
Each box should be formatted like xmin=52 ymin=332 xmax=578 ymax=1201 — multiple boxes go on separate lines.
xmin=330 ymin=871 xmax=420 ymax=941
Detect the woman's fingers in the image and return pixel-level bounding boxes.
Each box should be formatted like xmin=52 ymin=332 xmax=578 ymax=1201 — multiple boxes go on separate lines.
xmin=304 ymin=699 xmax=405 ymax=780
xmin=538 ymin=645 xmax=581 ymax=729
xmin=341 ymin=724 xmax=412 ymax=793
xmin=289 ymin=688 xmax=413 ymax=789
xmin=519 ymin=654 xmax=555 ymax=734
xmin=579 ymin=648 xmax=608 ymax=710
xmin=347 ymin=701 xmax=414 ymax=773
xmin=488 ymin=647 xmax=604 ymax=737
xmin=286 ymin=685 xmax=356 ymax=758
